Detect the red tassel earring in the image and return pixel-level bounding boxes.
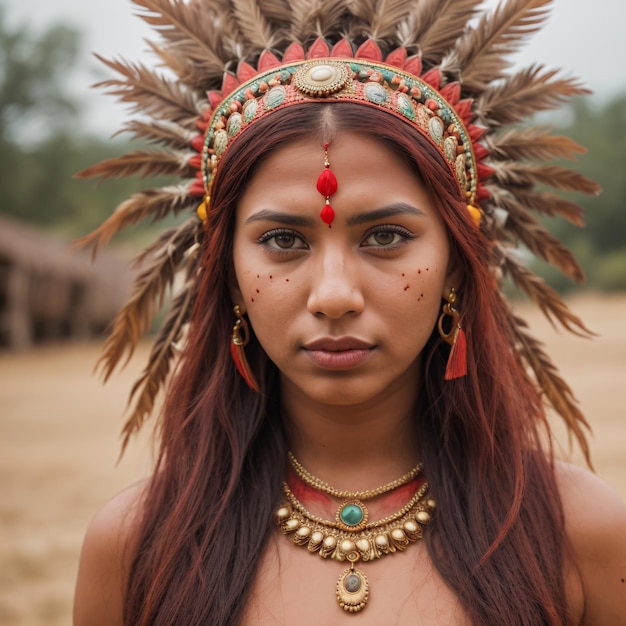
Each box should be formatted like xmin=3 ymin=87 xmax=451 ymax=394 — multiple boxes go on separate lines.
xmin=230 ymin=305 xmax=260 ymax=392
xmin=437 ymin=288 xmax=467 ymax=380
xmin=316 ymin=143 xmax=338 ymax=226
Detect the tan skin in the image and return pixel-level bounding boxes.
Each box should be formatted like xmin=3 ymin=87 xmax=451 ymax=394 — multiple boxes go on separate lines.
xmin=74 ymin=134 xmax=626 ymax=625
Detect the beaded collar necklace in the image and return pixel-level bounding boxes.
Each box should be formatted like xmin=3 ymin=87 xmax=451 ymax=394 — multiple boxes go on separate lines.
xmin=275 ymin=453 xmax=436 ymax=613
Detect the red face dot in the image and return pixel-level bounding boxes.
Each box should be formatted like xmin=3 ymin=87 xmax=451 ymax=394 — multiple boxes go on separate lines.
xmin=256 ymin=288 xmax=260 ymax=293
xmin=285 ymin=278 xmax=290 ymax=282
xmin=403 ymin=285 xmax=410 ymax=291
xmin=251 ymin=297 xmax=255 ymax=303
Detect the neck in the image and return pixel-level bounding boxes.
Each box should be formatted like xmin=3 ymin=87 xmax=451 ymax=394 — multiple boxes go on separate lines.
xmin=280 ymin=376 xmax=421 ymax=492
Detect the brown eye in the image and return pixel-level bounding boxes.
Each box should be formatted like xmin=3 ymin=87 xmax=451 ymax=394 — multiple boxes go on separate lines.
xmin=274 ymin=233 xmax=296 ymax=248
xmin=372 ymin=231 xmax=395 ymax=246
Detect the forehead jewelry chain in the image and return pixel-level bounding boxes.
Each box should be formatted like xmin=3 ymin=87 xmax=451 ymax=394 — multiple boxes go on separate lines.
xmin=316 ymin=142 xmax=338 ymax=227
xmin=276 ymin=454 xmax=436 ymax=613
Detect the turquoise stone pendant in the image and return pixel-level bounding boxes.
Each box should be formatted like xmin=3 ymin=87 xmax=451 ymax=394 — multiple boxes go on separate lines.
xmin=336 ymin=500 xmax=368 ymax=532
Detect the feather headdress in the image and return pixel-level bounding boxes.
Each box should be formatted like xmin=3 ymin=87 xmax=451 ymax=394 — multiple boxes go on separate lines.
xmin=78 ymin=0 xmax=599 ymax=455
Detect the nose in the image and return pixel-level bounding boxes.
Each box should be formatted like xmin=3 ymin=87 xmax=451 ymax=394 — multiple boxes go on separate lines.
xmin=306 ymin=245 xmax=365 ymax=319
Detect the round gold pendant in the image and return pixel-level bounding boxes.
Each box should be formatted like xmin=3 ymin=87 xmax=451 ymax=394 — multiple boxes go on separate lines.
xmin=336 ymin=567 xmax=369 ymax=613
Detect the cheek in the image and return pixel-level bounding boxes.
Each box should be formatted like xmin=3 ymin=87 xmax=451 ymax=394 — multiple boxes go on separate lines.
xmin=395 ymin=267 xmax=444 ymax=306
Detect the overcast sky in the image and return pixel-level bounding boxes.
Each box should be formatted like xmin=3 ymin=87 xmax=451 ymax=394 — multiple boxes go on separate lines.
xmin=6 ymin=0 xmax=626 ymax=136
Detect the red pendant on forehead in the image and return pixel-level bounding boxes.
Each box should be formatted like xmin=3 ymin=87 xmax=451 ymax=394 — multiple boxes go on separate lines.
xmin=320 ymin=202 xmax=335 ymax=225
xmin=317 ymin=143 xmax=338 ymax=227
xmin=317 ymin=168 xmax=338 ymax=197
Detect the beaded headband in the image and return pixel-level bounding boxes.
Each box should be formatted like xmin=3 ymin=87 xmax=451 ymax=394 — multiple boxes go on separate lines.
xmin=196 ymin=53 xmax=488 ymax=227
xmin=78 ymin=0 xmax=599 ymax=454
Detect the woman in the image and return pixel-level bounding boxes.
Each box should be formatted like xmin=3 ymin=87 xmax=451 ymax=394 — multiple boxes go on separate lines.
xmin=73 ymin=1 xmax=626 ymax=624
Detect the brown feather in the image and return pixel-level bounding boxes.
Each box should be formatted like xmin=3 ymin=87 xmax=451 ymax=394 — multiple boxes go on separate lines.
xmin=398 ymin=0 xmax=483 ymax=66
xmin=508 ymin=313 xmax=592 ymax=465
xmin=120 ymin=253 xmax=199 ymax=452
xmin=94 ymin=54 xmax=201 ymax=128
xmin=257 ymin=0 xmax=292 ymax=25
xmin=95 ymin=217 xmax=200 ymax=386
xmin=349 ymin=0 xmax=413 ymax=43
xmin=232 ymin=0 xmax=279 ymax=50
xmin=476 ymin=65 xmax=588 ymax=126
xmin=501 ymin=250 xmax=592 ymax=336
xmin=76 ymin=150 xmax=195 ymax=181
xmin=443 ymin=0 xmax=552 ymax=91
xmin=487 ymin=127 xmax=586 ymax=162
xmin=289 ymin=0 xmax=352 ymax=44
xmin=75 ymin=184 xmax=194 ymax=252
xmin=491 ymin=161 xmax=601 ymax=195
xmin=488 ymin=186 xmax=585 ymax=227
xmin=494 ymin=201 xmax=585 ymax=282
xmin=116 ymin=119 xmax=193 ymax=150
xmin=132 ymin=0 xmax=232 ymax=81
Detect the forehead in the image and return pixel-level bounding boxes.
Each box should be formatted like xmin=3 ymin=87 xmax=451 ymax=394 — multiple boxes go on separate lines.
xmin=236 ymin=132 xmax=438 ymax=223
xmin=244 ymin=132 xmax=417 ymax=190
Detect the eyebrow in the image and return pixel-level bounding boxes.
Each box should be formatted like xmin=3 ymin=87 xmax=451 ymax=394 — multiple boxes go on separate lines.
xmin=346 ymin=202 xmax=427 ymax=226
xmin=244 ymin=202 xmax=427 ymax=227
xmin=244 ymin=209 xmax=314 ymax=227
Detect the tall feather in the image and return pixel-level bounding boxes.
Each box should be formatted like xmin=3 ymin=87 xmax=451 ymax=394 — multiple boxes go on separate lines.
xmin=120 ymin=250 xmax=199 ymax=452
xmin=501 ymin=250 xmax=592 ymax=336
xmin=288 ymin=0 xmax=352 ymax=43
xmin=117 ymin=119 xmax=194 ymax=150
xmin=76 ymin=150 xmax=196 ymax=181
xmin=487 ymin=127 xmax=586 ymax=162
xmin=256 ymin=0 xmax=292 ymax=25
xmin=507 ymin=312 xmax=592 ymax=465
xmin=491 ymin=161 xmax=601 ymax=195
xmin=396 ymin=0 xmax=483 ymax=65
xmin=488 ymin=186 xmax=585 ymax=227
xmin=442 ymin=0 xmax=552 ymax=91
xmin=349 ymin=0 xmax=413 ymax=43
xmin=94 ymin=217 xmax=200 ymax=383
xmin=476 ymin=65 xmax=588 ymax=126
xmin=232 ymin=0 xmax=279 ymax=50
xmin=132 ymin=0 xmax=233 ymax=83
xmin=94 ymin=55 xmax=201 ymax=129
xmin=494 ymin=203 xmax=585 ymax=281
xmin=76 ymin=184 xmax=194 ymax=252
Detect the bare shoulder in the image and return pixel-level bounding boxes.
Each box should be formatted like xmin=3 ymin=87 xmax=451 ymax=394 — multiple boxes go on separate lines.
xmin=555 ymin=461 xmax=626 ymax=626
xmin=73 ymin=479 xmax=149 ymax=626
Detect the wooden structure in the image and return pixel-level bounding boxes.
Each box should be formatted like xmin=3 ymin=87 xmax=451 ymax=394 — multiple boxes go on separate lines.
xmin=0 ymin=216 xmax=132 ymax=349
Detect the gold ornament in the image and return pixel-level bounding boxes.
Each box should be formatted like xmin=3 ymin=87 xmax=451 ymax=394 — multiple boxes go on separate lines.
xmin=276 ymin=455 xmax=435 ymax=613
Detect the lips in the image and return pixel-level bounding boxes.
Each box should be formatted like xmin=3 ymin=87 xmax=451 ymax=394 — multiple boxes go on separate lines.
xmin=303 ymin=337 xmax=375 ymax=369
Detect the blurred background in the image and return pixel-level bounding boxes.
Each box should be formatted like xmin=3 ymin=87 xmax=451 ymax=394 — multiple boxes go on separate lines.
xmin=0 ymin=0 xmax=625 ymax=624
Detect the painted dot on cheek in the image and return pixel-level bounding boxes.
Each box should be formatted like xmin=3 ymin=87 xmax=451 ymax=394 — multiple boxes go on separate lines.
xmin=256 ymin=289 xmax=260 ymax=293
xmin=403 ymin=285 xmax=410 ymax=291
xmin=251 ymin=298 xmax=255 ymax=303
xmin=269 ymin=275 xmax=273 ymax=280
xmin=418 ymin=269 xmax=422 ymax=274
xmin=285 ymin=278 xmax=290 ymax=282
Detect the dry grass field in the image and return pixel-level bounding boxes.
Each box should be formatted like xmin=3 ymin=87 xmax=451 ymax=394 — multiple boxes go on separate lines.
xmin=1 ymin=294 xmax=624 ymax=625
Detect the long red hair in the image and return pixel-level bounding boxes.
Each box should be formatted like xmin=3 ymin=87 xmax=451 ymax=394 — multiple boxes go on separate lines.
xmin=124 ymin=104 xmax=572 ymax=625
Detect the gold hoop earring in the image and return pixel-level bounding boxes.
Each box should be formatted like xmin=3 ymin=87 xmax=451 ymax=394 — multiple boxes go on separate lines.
xmin=437 ymin=289 xmax=467 ymax=380
xmin=230 ymin=305 xmax=260 ymax=392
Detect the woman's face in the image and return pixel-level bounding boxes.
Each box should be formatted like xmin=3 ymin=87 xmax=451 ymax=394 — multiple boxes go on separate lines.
xmin=232 ymin=131 xmax=457 ymax=409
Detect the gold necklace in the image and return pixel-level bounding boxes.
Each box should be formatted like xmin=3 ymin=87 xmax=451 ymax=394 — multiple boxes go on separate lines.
xmin=276 ymin=455 xmax=436 ymax=613
xmin=287 ymin=451 xmax=424 ymax=532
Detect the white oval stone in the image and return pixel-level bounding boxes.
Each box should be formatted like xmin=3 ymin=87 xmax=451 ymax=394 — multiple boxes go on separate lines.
xmin=310 ymin=66 xmax=334 ymax=81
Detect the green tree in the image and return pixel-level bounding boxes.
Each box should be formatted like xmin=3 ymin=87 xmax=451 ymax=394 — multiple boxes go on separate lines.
xmin=0 ymin=6 xmax=79 ymax=143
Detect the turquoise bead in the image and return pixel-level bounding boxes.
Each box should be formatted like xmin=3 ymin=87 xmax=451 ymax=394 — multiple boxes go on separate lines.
xmin=340 ymin=503 xmax=364 ymax=526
